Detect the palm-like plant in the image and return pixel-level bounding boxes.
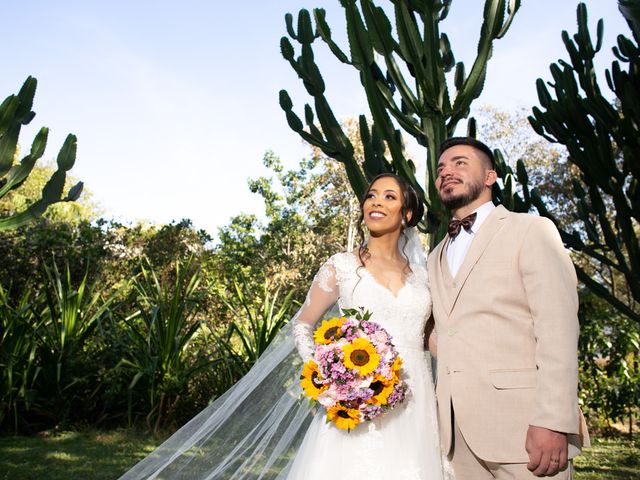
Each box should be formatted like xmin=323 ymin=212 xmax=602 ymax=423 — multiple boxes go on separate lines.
xmin=40 ymin=262 xmax=113 ymax=357
xmin=1 ymin=262 xmax=114 ymax=431
xmin=34 ymin=261 xmax=115 ymax=424
xmin=0 ymin=285 xmax=43 ymax=432
xmin=119 ymin=257 xmax=208 ymax=433
xmin=210 ymin=277 xmax=297 ymax=389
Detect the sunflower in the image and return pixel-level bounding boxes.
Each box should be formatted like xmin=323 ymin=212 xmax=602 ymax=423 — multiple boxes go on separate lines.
xmin=342 ymin=338 xmax=380 ymax=376
xmin=391 ymin=356 xmax=403 ymax=379
xmin=313 ymin=317 xmax=345 ymax=344
xmin=300 ymin=360 xmax=327 ymax=400
xmin=327 ymin=404 xmax=360 ymax=430
xmin=367 ymin=375 xmax=395 ymax=406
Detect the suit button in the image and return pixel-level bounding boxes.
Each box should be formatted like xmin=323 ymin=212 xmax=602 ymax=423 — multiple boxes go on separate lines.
xmin=452 ymin=282 xmax=457 ymax=288
xmin=447 ymin=328 xmax=456 ymax=336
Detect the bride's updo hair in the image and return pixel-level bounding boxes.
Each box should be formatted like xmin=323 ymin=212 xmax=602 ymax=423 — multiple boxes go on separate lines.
xmin=356 ymin=173 xmax=424 ymax=266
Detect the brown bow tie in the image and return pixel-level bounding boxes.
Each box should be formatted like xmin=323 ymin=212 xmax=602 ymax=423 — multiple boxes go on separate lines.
xmin=448 ymin=212 xmax=477 ymax=239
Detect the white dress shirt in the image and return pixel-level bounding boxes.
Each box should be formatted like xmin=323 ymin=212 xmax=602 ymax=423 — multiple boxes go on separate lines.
xmin=446 ymin=201 xmax=496 ymax=277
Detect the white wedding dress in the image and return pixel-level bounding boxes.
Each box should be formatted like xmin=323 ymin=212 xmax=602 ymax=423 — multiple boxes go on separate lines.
xmin=287 ymin=252 xmax=445 ymax=480
xmin=119 ymin=232 xmax=448 ymax=480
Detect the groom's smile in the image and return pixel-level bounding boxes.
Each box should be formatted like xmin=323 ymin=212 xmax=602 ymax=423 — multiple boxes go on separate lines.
xmin=440 ymin=178 xmax=462 ymax=193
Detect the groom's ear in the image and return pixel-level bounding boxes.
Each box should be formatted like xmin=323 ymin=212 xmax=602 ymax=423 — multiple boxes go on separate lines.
xmin=484 ymin=169 xmax=498 ymax=187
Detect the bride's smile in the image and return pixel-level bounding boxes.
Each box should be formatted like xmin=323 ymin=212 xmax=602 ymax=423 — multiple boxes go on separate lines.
xmin=368 ymin=210 xmax=386 ymax=219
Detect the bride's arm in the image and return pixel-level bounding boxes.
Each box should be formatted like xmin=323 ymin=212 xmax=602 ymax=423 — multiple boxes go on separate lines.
xmin=293 ymin=257 xmax=339 ymax=361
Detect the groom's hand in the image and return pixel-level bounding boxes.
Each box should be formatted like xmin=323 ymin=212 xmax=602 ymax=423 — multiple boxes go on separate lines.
xmin=525 ymin=425 xmax=568 ymax=476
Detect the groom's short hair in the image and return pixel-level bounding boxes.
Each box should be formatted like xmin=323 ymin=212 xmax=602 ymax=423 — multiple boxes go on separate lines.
xmin=439 ymin=137 xmax=495 ymax=170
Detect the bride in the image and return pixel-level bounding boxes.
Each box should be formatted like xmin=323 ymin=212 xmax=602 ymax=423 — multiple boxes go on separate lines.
xmin=120 ymin=173 xmax=447 ymax=480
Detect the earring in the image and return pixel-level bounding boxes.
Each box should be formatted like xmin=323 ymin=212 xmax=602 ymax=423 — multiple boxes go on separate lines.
xmin=402 ymin=219 xmax=407 ymax=228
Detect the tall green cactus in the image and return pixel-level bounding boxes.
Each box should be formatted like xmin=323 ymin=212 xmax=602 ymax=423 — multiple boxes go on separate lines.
xmin=280 ymin=0 xmax=521 ymax=244
xmin=0 ymin=76 xmax=82 ymax=231
xmin=527 ymin=2 xmax=640 ymax=323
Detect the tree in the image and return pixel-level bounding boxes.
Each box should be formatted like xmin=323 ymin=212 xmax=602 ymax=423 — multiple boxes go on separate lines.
xmin=578 ymin=289 xmax=639 ymax=434
xmin=527 ymin=2 xmax=640 ymax=324
xmin=475 ymin=106 xmax=578 ymax=231
xmin=280 ymin=0 xmax=522 ymax=244
xmin=0 ymin=77 xmax=82 ymax=231
xmin=216 ymin=150 xmax=356 ymax=294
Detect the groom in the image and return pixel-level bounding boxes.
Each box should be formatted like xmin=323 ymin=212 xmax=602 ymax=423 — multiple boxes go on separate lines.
xmin=427 ymin=137 xmax=588 ymax=479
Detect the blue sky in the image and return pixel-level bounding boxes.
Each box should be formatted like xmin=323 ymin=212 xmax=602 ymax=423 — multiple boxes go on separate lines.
xmin=1 ymin=1 xmax=628 ymax=235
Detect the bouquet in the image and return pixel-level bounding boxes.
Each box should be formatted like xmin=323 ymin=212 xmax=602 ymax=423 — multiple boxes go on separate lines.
xmin=300 ymin=308 xmax=409 ymax=431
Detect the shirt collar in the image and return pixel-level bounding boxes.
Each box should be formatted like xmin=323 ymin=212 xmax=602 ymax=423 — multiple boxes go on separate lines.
xmin=469 ymin=201 xmax=495 ymax=233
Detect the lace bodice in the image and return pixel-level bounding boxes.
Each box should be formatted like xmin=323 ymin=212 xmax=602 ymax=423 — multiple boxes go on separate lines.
xmin=294 ymin=252 xmax=432 ymax=352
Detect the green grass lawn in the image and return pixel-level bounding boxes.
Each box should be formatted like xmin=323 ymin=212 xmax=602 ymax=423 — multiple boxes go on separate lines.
xmin=573 ymin=436 xmax=639 ymax=480
xmin=0 ymin=429 xmax=163 ymax=480
xmin=0 ymin=430 xmax=637 ymax=479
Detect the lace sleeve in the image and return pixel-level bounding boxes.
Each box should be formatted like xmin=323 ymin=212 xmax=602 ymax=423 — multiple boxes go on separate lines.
xmin=293 ymin=256 xmax=339 ymax=361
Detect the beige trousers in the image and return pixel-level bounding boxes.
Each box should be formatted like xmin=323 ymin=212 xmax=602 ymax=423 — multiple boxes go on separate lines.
xmin=450 ymin=418 xmax=572 ymax=480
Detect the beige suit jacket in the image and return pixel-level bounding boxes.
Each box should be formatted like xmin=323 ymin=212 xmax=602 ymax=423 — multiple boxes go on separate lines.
xmin=427 ymin=205 xmax=588 ymax=463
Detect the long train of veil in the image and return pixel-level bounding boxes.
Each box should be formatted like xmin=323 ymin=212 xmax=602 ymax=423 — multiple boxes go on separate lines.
xmin=119 ymin=314 xmax=322 ymax=479
xmin=119 ymin=228 xmax=426 ymax=479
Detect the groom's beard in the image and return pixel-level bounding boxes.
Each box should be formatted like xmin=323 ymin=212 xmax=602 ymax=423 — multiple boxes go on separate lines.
xmin=440 ymin=178 xmax=485 ymax=210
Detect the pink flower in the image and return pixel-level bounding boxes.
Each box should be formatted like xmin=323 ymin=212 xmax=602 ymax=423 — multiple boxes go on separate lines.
xmin=373 ymin=330 xmax=389 ymax=344
xmin=379 ymin=365 xmax=392 ymax=379
xmin=317 ymin=386 xmax=339 ymax=407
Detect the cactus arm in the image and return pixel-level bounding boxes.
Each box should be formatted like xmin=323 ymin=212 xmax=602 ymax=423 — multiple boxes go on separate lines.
xmin=0 ymin=77 xmax=38 ymax=177
xmin=314 ymin=9 xmax=352 ymax=64
xmin=0 ymin=199 xmax=49 ymax=230
xmin=360 ymin=116 xmax=390 ymax=179
xmin=342 ymin=0 xmax=374 ymax=69
xmin=0 ymin=128 xmax=48 ymax=197
xmin=0 ymin=96 xmax=19 ymax=134
xmin=393 ymin=1 xmax=441 ymax=112
xmin=0 ymin=175 xmax=83 ymax=232
xmin=496 ymin=0 xmax=521 ymax=38
xmin=575 ymin=266 xmax=640 ymax=323
xmin=15 ymin=76 xmax=37 ymax=123
xmin=619 ymin=0 xmax=640 ymax=44
xmin=450 ymin=0 xmax=522 ymax=127
xmin=359 ymin=2 xmax=422 ymax=116
xmin=0 ymin=117 xmax=20 ymax=178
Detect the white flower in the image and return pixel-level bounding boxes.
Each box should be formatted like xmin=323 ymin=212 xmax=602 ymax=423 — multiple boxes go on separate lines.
xmin=358 ymin=375 xmax=374 ymax=388
xmin=317 ymin=387 xmax=339 ymax=407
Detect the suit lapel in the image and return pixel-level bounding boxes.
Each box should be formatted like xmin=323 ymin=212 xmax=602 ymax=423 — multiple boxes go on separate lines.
xmin=448 ymin=205 xmax=509 ymax=313
xmin=429 ymin=237 xmax=454 ymax=316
